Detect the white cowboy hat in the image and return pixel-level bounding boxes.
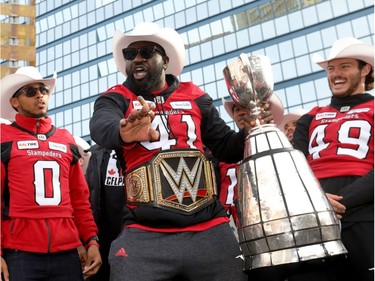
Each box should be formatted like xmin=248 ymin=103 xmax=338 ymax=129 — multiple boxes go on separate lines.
xmin=222 ymin=93 xmax=285 ymax=126
xmin=73 ymin=136 xmax=92 ymax=175
xmin=0 ymin=66 xmax=57 ymax=121
xmin=312 ymin=37 xmax=374 ymax=70
xmin=277 ymin=109 xmax=308 ymax=131
xmin=112 ymin=22 xmax=186 ymax=78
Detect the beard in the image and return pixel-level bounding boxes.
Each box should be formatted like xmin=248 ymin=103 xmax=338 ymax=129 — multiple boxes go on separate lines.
xmin=17 ymin=102 xmax=47 ymax=119
xmin=127 ymin=63 xmax=164 ymax=92
xmin=20 ymin=109 xmax=47 ymax=119
xmin=329 ymin=72 xmax=363 ymax=98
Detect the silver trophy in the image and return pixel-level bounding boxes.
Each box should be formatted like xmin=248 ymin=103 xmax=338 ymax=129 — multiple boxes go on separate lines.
xmin=223 ymin=54 xmax=347 ymax=271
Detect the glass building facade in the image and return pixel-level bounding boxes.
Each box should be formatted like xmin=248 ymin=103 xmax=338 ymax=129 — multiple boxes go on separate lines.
xmin=31 ymin=0 xmax=374 ymax=140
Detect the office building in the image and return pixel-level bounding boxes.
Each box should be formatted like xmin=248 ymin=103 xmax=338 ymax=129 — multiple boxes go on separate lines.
xmin=0 ymin=0 xmax=36 ymax=77
xmin=11 ymin=0 xmax=375 ymax=138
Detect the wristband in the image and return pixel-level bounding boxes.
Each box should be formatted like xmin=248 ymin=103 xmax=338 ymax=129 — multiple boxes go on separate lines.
xmin=85 ymin=240 xmax=99 ymax=250
xmin=85 ymin=235 xmax=99 ymax=245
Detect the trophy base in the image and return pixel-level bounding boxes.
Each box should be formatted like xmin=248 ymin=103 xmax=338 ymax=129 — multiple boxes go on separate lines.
xmin=237 ymin=124 xmax=348 ymax=270
xmin=241 ymin=235 xmax=348 ymax=270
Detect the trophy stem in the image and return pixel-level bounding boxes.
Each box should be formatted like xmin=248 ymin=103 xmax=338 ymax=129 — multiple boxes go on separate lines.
xmin=253 ymin=109 xmax=261 ymax=127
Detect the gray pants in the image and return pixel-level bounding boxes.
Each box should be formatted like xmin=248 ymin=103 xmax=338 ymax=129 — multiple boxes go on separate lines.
xmin=109 ymin=222 xmax=247 ymax=281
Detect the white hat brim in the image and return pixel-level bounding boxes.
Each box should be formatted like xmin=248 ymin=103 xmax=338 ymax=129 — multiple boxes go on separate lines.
xmin=73 ymin=136 xmax=92 ymax=175
xmin=0 ymin=118 xmax=11 ymax=124
xmin=313 ymin=39 xmax=374 ymax=70
xmin=112 ymin=22 xmax=186 ymax=78
xmin=1 ymin=71 xmax=56 ymax=121
xmin=222 ymin=97 xmax=235 ymax=120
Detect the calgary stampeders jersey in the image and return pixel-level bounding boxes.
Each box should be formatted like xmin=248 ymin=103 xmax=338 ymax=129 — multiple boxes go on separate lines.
xmin=109 ymin=82 xmax=207 ymax=171
xmin=90 ymin=75 xmax=246 ymax=229
xmin=218 ymin=162 xmax=239 ymax=225
xmin=91 ymin=75 xmax=245 ymax=172
xmin=299 ymin=95 xmax=374 ymax=180
xmin=1 ymin=114 xmax=97 ymax=253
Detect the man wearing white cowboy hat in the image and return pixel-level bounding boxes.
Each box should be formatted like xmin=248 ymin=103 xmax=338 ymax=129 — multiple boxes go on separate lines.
xmin=293 ymin=37 xmax=374 ymax=281
xmin=0 ymin=66 xmax=56 ymax=122
xmin=90 ymin=22 xmax=274 ymax=281
xmin=0 ymin=66 xmax=102 ymax=280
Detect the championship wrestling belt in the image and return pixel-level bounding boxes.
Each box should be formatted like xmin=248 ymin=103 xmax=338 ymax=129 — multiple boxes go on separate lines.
xmin=125 ymin=149 xmax=217 ymax=214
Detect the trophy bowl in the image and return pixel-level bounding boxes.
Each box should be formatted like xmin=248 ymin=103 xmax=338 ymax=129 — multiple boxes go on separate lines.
xmin=223 ymin=54 xmax=274 ymax=116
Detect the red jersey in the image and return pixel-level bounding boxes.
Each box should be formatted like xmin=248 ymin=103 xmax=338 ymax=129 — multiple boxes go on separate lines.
xmin=108 ymin=82 xmax=206 ymax=172
xmin=1 ymin=114 xmax=98 ymax=253
xmin=90 ymin=76 xmax=245 ymax=229
xmin=304 ymin=99 xmax=374 ymax=179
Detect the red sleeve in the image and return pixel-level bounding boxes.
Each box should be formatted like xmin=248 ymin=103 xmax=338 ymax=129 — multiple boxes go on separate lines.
xmin=1 ymin=161 xmax=6 ymax=255
xmin=1 ymin=161 xmax=5 ymax=196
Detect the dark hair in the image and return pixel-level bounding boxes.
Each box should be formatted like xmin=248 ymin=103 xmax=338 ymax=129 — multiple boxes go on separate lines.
xmin=358 ymin=60 xmax=374 ymax=91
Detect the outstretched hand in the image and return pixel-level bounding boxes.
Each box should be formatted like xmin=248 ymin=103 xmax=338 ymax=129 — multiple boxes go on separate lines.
xmin=119 ymin=96 xmax=159 ymax=143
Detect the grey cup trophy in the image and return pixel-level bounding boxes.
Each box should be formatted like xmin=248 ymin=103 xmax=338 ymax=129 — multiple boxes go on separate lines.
xmin=223 ymin=54 xmax=347 ymax=271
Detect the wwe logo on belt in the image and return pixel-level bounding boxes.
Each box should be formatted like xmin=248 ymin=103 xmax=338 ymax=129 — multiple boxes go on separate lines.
xmin=160 ymin=157 xmax=203 ymax=204
xmin=126 ymin=150 xmax=216 ymax=214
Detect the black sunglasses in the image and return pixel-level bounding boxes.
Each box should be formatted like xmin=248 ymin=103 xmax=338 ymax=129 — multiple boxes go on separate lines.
xmin=15 ymin=85 xmax=50 ymax=98
xmin=122 ymin=46 xmax=165 ymax=61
